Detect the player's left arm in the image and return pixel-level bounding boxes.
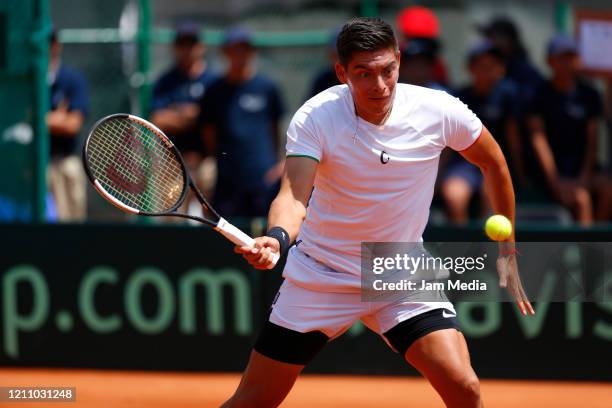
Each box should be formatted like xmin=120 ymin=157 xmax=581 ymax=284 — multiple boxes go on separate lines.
xmin=459 ymin=126 xmax=515 ymax=238
xmin=459 ymin=126 xmax=535 ymax=316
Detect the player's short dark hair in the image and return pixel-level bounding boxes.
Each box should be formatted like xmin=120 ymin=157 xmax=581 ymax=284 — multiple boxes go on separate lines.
xmin=336 ymin=17 xmax=398 ymax=66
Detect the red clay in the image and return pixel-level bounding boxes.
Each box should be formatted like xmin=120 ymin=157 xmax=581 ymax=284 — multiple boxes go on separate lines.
xmin=1 ymin=368 xmax=610 ymax=407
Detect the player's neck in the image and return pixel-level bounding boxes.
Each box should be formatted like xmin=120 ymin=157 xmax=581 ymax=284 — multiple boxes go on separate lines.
xmin=355 ymin=102 xmax=393 ymax=126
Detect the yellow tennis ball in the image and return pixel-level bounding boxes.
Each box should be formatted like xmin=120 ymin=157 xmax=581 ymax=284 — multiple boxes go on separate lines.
xmin=485 ymin=215 xmax=513 ymax=241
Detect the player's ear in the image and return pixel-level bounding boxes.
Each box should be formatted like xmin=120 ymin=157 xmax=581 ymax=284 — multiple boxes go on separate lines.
xmin=335 ymin=62 xmax=347 ymax=84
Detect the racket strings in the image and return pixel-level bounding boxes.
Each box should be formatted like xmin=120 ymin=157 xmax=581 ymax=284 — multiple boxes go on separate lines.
xmin=101 ymin=120 xmax=183 ymax=207
xmin=100 ymin=121 xmax=180 ymax=196
xmin=92 ymin=123 xmax=181 ymax=211
xmin=87 ymin=118 xmax=185 ymax=213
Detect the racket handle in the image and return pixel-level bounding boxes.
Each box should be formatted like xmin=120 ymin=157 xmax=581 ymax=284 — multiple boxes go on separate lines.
xmin=215 ymin=218 xmax=279 ymax=268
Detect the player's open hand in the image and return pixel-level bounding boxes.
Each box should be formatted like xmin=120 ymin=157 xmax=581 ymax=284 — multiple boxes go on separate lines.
xmin=234 ymin=236 xmax=280 ymax=270
xmin=496 ymin=242 xmax=535 ymax=316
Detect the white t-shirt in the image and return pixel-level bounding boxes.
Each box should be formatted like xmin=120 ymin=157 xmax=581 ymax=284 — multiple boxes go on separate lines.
xmin=284 ymin=83 xmax=482 ymax=291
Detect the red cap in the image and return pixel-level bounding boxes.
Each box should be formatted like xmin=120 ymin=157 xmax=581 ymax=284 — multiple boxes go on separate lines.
xmin=396 ymin=6 xmax=439 ymax=39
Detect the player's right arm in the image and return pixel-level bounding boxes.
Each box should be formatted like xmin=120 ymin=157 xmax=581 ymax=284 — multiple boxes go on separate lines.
xmin=235 ymin=156 xmax=318 ymax=269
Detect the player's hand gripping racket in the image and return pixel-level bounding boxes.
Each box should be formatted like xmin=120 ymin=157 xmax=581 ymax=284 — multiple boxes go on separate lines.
xmin=82 ymin=113 xmax=279 ymax=268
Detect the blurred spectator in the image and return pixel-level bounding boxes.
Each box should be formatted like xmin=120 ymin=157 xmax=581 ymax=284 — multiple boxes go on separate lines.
xmin=605 ymin=80 xmax=612 ymax=174
xmin=47 ymin=29 xmax=89 ymax=222
xmin=478 ymin=17 xmax=544 ymax=104
xmin=307 ymin=28 xmax=341 ymax=99
xmin=396 ymin=5 xmax=448 ymax=86
xmin=150 ymin=21 xmax=218 ymax=209
xmin=399 ymin=38 xmax=446 ymax=91
xmin=200 ymin=27 xmax=285 ymax=217
xmin=441 ymin=42 xmax=524 ymax=224
xmin=527 ymin=34 xmax=612 ymax=225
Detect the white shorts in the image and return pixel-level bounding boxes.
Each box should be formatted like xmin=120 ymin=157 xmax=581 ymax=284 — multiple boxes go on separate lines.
xmin=270 ymin=274 xmax=456 ymax=352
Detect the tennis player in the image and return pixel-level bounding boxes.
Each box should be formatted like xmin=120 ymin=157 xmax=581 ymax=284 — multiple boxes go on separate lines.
xmin=228 ymin=17 xmax=534 ymax=408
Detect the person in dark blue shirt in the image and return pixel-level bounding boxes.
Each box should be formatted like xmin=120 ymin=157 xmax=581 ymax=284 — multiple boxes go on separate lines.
xmin=151 ymin=21 xmax=217 ymax=162
xmin=528 ymin=34 xmax=612 ymax=224
xmin=151 ymin=21 xmax=218 ymax=215
xmin=47 ymin=29 xmax=90 ymax=221
xmin=398 ymin=38 xmax=447 ymax=91
xmin=307 ymin=28 xmax=341 ymax=99
xmin=442 ymin=42 xmax=524 ymax=223
xmin=478 ymin=17 xmax=544 ymax=105
xmin=200 ymin=27 xmax=285 ymax=217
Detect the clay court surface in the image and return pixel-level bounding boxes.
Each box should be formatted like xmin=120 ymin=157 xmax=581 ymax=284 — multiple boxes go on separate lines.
xmin=1 ymin=368 xmax=611 ymax=407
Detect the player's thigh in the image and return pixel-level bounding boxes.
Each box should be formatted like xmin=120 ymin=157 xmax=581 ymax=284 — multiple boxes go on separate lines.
xmin=405 ymin=328 xmax=477 ymax=389
xmin=226 ymin=274 xmax=359 ymax=407
xmin=374 ymin=305 xmax=474 ymax=384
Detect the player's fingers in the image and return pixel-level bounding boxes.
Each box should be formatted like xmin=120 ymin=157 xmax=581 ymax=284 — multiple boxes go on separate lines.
xmin=497 ymin=264 xmax=508 ymax=288
xmin=239 ymin=248 xmax=264 ymax=267
xmin=234 ymin=245 xmax=254 ymax=254
xmin=511 ymin=283 xmax=529 ymax=316
xmin=519 ymin=285 xmax=535 ymax=315
xmin=253 ymin=237 xmax=276 ymax=250
xmin=254 ymin=246 xmax=273 ymax=266
xmin=259 ymin=248 xmax=279 ymax=269
xmin=524 ymin=300 xmax=535 ymax=315
xmin=508 ymin=282 xmax=522 ymax=306
xmin=234 ymin=244 xmax=259 ymax=255
xmin=516 ymin=300 xmax=527 ymax=316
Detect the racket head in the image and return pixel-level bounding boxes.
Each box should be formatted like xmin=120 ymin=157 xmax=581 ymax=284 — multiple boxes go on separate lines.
xmin=82 ymin=113 xmax=189 ymax=216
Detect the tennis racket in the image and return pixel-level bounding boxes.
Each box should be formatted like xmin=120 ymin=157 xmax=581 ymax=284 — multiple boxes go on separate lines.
xmin=82 ymin=113 xmax=279 ymax=267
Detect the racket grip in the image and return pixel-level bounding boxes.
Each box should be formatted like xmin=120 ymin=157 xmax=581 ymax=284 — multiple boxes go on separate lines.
xmin=215 ymin=218 xmax=279 ymax=268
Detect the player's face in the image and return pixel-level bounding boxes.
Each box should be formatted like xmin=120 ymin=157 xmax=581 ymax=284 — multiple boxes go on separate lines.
xmin=336 ymin=48 xmax=400 ymax=123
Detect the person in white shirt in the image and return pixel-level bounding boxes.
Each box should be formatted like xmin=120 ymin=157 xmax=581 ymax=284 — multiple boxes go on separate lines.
xmin=227 ymin=17 xmax=534 ymax=408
